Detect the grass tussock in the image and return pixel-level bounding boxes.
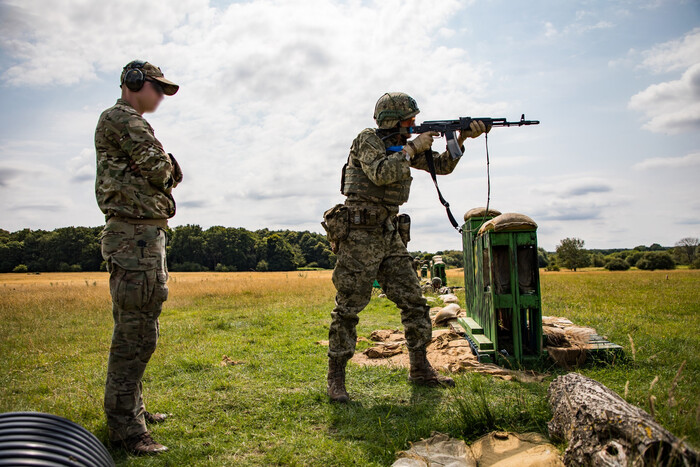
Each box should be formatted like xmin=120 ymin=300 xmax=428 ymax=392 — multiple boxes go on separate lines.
xmin=0 ymin=268 xmax=698 ymax=465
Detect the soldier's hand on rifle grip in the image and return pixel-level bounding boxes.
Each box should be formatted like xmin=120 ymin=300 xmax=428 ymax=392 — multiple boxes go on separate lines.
xmin=405 ymin=131 xmax=439 ymax=158
xmin=458 ymin=120 xmax=488 ymax=145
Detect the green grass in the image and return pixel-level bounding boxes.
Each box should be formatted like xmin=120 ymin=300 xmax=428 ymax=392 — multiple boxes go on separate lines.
xmin=540 ymin=269 xmax=700 ymax=446
xmin=0 ymin=269 xmax=698 ymax=465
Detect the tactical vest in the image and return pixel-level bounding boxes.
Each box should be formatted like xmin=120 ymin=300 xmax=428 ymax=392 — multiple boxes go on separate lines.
xmin=341 ymin=163 xmax=412 ymax=205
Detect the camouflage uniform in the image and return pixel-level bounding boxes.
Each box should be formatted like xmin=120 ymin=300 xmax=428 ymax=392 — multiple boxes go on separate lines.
xmin=324 ymin=92 xmax=471 ymax=401
xmin=328 ymin=128 xmax=460 ymax=360
xmin=95 ymin=94 xmax=182 ymax=442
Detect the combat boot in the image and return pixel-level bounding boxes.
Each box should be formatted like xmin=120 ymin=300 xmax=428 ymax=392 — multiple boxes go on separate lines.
xmin=409 ymin=348 xmax=455 ymax=387
xmin=327 ymin=357 xmax=350 ymax=402
xmin=121 ymin=431 xmax=168 ymax=455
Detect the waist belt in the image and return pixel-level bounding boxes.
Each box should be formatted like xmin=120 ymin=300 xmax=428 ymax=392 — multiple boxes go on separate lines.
xmin=107 ymin=216 xmax=169 ymax=229
xmin=345 ymin=204 xmax=392 ymax=231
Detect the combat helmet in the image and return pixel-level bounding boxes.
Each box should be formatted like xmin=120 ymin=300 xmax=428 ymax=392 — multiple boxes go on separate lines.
xmin=374 ymin=92 xmax=419 ymax=129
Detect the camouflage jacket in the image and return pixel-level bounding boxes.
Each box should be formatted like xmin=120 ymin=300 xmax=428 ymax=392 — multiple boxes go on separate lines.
xmin=342 ymin=128 xmax=460 ymax=207
xmin=95 ymin=99 xmax=182 ymax=221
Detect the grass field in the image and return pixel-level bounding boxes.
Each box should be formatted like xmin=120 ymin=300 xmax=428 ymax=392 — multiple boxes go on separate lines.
xmin=1 ymin=268 xmax=698 ymax=465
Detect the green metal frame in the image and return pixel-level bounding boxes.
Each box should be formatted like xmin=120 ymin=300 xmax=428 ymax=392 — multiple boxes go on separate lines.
xmin=460 ymin=213 xmax=543 ymax=366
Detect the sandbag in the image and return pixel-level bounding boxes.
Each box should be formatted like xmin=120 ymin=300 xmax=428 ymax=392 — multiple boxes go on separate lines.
xmin=393 ymin=432 xmax=563 ymax=467
xmin=478 ymin=212 xmax=537 ymax=235
xmin=463 ymin=207 xmax=501 ymax=222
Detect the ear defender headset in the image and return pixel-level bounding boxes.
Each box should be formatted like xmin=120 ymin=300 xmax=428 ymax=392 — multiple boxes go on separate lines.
xmin=121 ymin=60 xmax=147 ymax=91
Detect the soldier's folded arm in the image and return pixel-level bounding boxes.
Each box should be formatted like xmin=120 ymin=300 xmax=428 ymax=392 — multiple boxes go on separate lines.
xmin=124 ymin=118 xmax=177 ymax=190
xmin=357 ymin=134 xmax=411 ymax=185
xmin=168 ymin=153 xmax=183 ymax=188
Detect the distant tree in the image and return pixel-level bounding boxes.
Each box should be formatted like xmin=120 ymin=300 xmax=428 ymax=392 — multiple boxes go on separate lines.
xmin=691 ymin=246 xmax=700 ymax=269
xmin=0 ymin=241 xmax=24 ymax=273
xmin=12 ymin=264 xmax=28 ymax=273
xmin=203 ymin=226 xmax=257 ymax=271
xmin=649 ymin=243 xmax=664 ymax=251
xmin=441 ymin=250 xmax=464 ymax=268
xmin=626 ymin=250 xmax=644 ymax=266
xmin=635 ymin=252 xmax=675 ymax=270
xmin=591 ymin=252 xmax=606 ymax=267
xmin=605 ymin=257 xmax=630 ymax=271
xmin=168 ymin=225 xmax=206 ymax=268
xmin=170 ymin=261 xmax=208 ymax=272
xmin=257 ymin=234 xmax=302 ymax=271
xmin=9 ymin=228 xmax=33 ymax=243
xmin=673 ymin=237 xmax=699 ymax=265
xmin=555 ymin=237 xmax=589 ymax=271
xmin=295 ymin=231 xmax=335 ymax=269
xmin=537 ymin=248 xmax=549 ymax=268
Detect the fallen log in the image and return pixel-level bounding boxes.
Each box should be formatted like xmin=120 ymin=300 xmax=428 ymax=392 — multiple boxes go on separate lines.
xmin=548 ymin=373 xmax=698 ymax=466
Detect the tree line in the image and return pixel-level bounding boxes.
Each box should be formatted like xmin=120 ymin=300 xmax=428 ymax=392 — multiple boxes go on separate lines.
xmin=2 ymin=225 xmax=697 ymax=274
xmin=541 ymin=237 xmax=700 ymax=271
xmin=0 ymin=225 xmax=335 ymax=273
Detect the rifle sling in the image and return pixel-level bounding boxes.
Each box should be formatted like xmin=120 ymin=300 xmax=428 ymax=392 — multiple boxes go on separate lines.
xmin=424 ymin=150 xmax=462 ymax=234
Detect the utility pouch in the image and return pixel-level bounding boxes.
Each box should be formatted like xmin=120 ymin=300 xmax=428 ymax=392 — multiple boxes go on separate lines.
xmin=322 ymin=204 xmax=349 ymax=253
xmin=348 ymin=205 xmax=383 ymax=231
xmin=397 ymin=213 xmax=411 ymax=246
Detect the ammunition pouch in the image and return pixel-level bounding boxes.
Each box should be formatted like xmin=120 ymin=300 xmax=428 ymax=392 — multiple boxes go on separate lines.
xmin=322 ymin=204 xmax=349 ymax=254
xmin=396 ymin=213 xmax=411 ymax=246
xmin=347 ymin=205 xmax=386 ymax=231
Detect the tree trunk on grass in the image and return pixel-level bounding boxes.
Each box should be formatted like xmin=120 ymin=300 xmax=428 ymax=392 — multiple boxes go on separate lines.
xmin=548 ymin=372 xmax=698 ymax=466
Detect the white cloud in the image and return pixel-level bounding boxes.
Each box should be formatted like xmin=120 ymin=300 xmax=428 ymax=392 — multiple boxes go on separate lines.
xmin=639 ymin=27 xmax=700 ymax=74
xmin=68 ymin=148 xmax=94 ymax=183
xmin=0 ymin=0 xmax=204 ymax=86
xmin=633 ymin=152 xmax=700 ymax=170
xmin=543 ymin=21 xmax=557 ymax=38
xmin=542 ymin=10 xmax=614 ymax=40
xmin=0 ymin=1 xmax=696 ymax=251
xmin=628 ymin=62 xmax=700 ymax=133
xmin=532 ymin=176 xmax=613 ymax=198
xmin=627 ymin=28 xmax=700 ymax=134
xmin=1 ymin=0 xmax=496 ymax=236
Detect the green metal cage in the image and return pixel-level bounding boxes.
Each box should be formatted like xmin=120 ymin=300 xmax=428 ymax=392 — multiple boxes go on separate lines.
xmin=459 ymin=208 xmax=543 ymax=365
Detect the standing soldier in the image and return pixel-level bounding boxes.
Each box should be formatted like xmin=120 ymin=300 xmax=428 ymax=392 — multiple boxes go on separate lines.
xmin=323 ymin=92 xmax=487 ymax=402
xmin=95 ymin=60 xmax=181 ymax=453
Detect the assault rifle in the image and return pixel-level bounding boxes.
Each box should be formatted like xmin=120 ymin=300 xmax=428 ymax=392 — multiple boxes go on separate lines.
xmin=410 ymin=114 xmax=539 ymax=159
xmin=406 ymin=114 xmax=540 ymax=233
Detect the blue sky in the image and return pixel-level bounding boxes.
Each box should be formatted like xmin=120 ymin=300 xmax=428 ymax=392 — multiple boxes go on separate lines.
xmin=0 ymin=0 xmax=698 ymax=252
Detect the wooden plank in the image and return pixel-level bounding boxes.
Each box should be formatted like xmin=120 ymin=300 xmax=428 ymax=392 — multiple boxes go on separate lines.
xmin=462 ymin=317 xmax=484 ymax=334
xmin=472 ymin=333 xmax=494 ymax=350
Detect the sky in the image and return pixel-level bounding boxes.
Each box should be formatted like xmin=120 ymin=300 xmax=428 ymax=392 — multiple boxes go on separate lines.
xmin=0 ymin=0 xmax=698 ymax=252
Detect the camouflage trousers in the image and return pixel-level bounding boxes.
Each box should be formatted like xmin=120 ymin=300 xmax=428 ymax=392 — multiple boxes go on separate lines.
xmin=329 ymin=224 xmax=431 ymax=360
xmin=101 ymin=220 xmax=169 ymax=441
